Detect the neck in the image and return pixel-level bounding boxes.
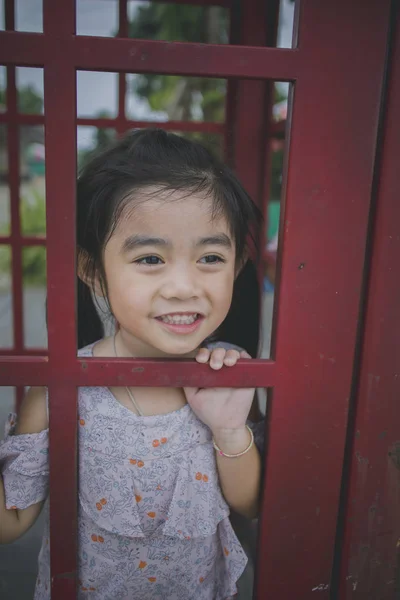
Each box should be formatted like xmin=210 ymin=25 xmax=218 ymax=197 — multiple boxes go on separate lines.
xmin=115 ymin=329 xmax=198 ymax=359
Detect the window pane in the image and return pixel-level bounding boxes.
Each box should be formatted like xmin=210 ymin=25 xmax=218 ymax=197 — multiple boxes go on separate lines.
xmin=277 ymin=0 xmax=296 ymax=49
xmin=0 ymin=387 xmax=15 ymax=439
xmin=77 ymin=71 xmax=118 ymax=119
xmin=77 ymin=126 xmax=117 ymax=170
xmin=76 ymin=0 xmax=118 ymax=37
xmin=0 ymin=1 xmax=5 ymax=30
xmin=15 ymin=0 xmax=43 ymax=33
xmin=0 ymin=245 xmax=12 ymax=348
xmin=126 ymin=74 xmax=226 ymax=123
xmin=16 ymin=67 xmax=44 ymax=115
xmin=127 ymin=2 xmax=229 ymax=44
xmin=0 ymin=66 xmax=6 ymax=112
xmin=0 ymin=125 xmax=10 ymax=235
xmin=22 ymin=246 xmax=47 ymax=349
xmin=19 ymin=126 xmax=46 ymax=237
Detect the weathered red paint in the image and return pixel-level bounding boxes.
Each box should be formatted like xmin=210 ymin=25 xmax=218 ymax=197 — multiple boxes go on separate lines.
xmin=336 ymin=3 xmax=400 ymax=598
xmin=256 ymin=1 xmax=392 ymax=598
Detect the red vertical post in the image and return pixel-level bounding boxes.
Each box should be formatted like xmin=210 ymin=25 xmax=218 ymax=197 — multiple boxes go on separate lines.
xmin=255 ymin=1 xmax=391 ymax=598
xmin=336 ymin=3 xmax=400 ymax=598
xmin=43 ymin=1 xmax=78 ymax=597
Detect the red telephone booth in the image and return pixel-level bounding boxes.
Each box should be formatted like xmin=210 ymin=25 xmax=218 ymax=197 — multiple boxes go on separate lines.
xmin=0 ymin=0 xmax=399 ymax=598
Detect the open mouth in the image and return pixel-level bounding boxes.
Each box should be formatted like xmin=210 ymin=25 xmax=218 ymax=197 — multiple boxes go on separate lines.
xmin=155 ymin=312 xmax=204 ymax=333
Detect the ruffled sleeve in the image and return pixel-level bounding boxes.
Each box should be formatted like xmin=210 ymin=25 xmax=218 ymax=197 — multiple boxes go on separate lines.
xmin=0 ymin=413 xmax=49 ymax=509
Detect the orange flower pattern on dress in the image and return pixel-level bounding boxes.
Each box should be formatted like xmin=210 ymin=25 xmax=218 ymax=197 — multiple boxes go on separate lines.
xmin=152 ymin=439 xmax=160 ymax=447
xmin=0 ymin=342 xmax=266 ymax=598
xmin=79 ymin=419 xmax=85 ymax=426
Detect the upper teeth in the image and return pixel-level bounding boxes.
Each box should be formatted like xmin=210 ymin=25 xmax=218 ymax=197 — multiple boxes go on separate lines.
xmin=160 ymin=314 xmax=198 ymax=324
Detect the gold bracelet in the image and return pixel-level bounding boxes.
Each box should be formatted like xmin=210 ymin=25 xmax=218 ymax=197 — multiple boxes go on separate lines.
xmin=212 ymin=425 xmax=254 ymax=458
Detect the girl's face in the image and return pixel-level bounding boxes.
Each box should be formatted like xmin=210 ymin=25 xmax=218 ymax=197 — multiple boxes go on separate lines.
xmin=102 ymin=190 xmax=237 ymax=357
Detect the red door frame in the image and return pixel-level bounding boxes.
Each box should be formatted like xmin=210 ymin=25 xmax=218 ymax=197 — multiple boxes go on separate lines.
xmin=0 ymin=1 xmax=399 ymax=599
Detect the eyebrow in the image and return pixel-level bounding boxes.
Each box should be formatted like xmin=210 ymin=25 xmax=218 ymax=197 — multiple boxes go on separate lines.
xmin=121 ymin=235 xmax=170 ymax=253
xmin=121 ymin=232 xmax=233 ymax=253
xmin=195 ymin=234 xmax=232 ymax=249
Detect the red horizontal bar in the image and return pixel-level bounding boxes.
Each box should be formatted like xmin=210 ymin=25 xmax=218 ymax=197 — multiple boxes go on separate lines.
xmin=0 ymin=348 xmax=46 ymax=356
xmin=0 ymin=235 xmax=46 ymax=246
xmin=0 ymin=112 xmax=286 ymax=137
xmin=0 ymin=32 xmax=299 ymax=81
xmin=0 ymin=357 xmax=276 ymax=387
xmin=0 ymin=113 xmax=45 ymax=125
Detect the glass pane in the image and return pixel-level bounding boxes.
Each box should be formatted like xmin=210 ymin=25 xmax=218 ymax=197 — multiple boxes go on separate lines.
xmin=22 ymin=246 xmax=47 ymax=349
xmin=15 ymin=0 xmax=43 ymax=33
xmin=77 ymin=71 xmax=118 ymax=119
xmin=277 ymin=0 xmax=296 ymax=49
xmin=127 ymin=2 xmax=229 ymax=44
xmin=260 ymin=84 xmax=290 ymax=359
xmin=19 ymin=126 xmax=46 ymax=236
xmin=76 ymin=0 xmax=118 ymax=37
xmin=0 ymin=66 xmax=6 ymax=112
xmin=0 ymin=125 xmax=10 ymax=235
xmin=0 ymin=245 xmax=12 ymax=348
xmin=0 ymin=1 xmax=5 ymax=30
xmin=0 ymin=387 xmax=15 ymax=439
xmin=126 ymin=74 xmax=226 ymax=123
xmin=77 ymin=126 xmax=117 ymax=170
xmin=16 ymin=67 xmax=44 ymax=115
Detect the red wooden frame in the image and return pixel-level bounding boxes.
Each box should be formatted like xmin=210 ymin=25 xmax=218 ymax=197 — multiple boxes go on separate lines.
xmin=0 ymin=1 xmax=399 ymax=599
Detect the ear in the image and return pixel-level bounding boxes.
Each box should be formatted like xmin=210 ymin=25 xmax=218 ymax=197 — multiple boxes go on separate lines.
xmin=77 ymin=249 xmax=105 ymax=297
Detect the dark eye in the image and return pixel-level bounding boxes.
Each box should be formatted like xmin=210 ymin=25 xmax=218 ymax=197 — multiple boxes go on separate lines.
xmin=199 ymin=255 xmax=225 ymax=264
xmin=135 ymin=255 xmax=164 ymax=265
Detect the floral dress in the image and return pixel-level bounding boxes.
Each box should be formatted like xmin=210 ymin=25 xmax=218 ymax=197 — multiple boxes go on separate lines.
xmin=0 ymin=343 xmax=264 ymax=600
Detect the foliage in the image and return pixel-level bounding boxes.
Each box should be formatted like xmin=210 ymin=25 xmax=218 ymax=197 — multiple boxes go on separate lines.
xmin=0 ymin=189 xmax=47 ymax=286
xmin=0 ymin=84 xmax=44 ymax=115
xmin=128 ymin=3 xmax=227 ymax=150
xmin=78 ymin=111 xmax=116 ymax=169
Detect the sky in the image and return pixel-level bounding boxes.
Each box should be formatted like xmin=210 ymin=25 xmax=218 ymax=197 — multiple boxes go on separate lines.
xmin=0 ymin=0 xmax=294 ymax=149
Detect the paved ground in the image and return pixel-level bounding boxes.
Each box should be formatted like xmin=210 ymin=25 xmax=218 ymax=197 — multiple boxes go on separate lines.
xmin=0 ymin=290 xmax=274 ymax=599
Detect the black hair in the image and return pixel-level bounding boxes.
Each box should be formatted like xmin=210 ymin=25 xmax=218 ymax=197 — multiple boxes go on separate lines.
xmin=77 ymin=128 xmax=262 ymax=356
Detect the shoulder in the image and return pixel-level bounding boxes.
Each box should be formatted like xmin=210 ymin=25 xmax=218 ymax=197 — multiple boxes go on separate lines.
xmin=15 ymin=386 xmax=48 ymax=434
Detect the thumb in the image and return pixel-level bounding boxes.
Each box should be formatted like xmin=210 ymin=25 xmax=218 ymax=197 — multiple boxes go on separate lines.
xmin=183 ymin=387 xmax=199 ymax=401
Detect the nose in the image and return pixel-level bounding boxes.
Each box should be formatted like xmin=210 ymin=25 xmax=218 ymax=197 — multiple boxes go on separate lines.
xmin=160 ymin=263 xmax=199 ymax=301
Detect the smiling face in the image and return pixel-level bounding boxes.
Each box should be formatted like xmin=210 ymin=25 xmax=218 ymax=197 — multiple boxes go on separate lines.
xmin=101 ymin=189 xmax=237 ymax=358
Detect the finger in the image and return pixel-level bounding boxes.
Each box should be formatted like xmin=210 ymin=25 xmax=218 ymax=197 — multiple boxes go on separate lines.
xmin=196 ymin=347 xmax=210 ymax=363
xmin=183 ymin=387 xmax=199 ymax=401
xmin=209 ymin=348 xmax=227 ymax=370
xmin=240 ymin=351 xmax=252 ymax=359
xmin=223 ymin=349 xmax=241 ymax=366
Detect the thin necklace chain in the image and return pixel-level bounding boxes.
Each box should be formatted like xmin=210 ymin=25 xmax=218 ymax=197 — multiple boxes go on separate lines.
xmin=113 ymin=332 xmax=144 ymax=417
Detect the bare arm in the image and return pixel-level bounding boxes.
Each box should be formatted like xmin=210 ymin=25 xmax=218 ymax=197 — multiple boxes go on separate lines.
xmin=0 ymin=386 xmax=47 ymax=544
xmin=214 ymin=427 xmax=261 ymax=519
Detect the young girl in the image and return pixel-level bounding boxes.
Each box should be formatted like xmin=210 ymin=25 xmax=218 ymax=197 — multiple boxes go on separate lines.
xmin=0 ymin=129 xmax=264 ymax=599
